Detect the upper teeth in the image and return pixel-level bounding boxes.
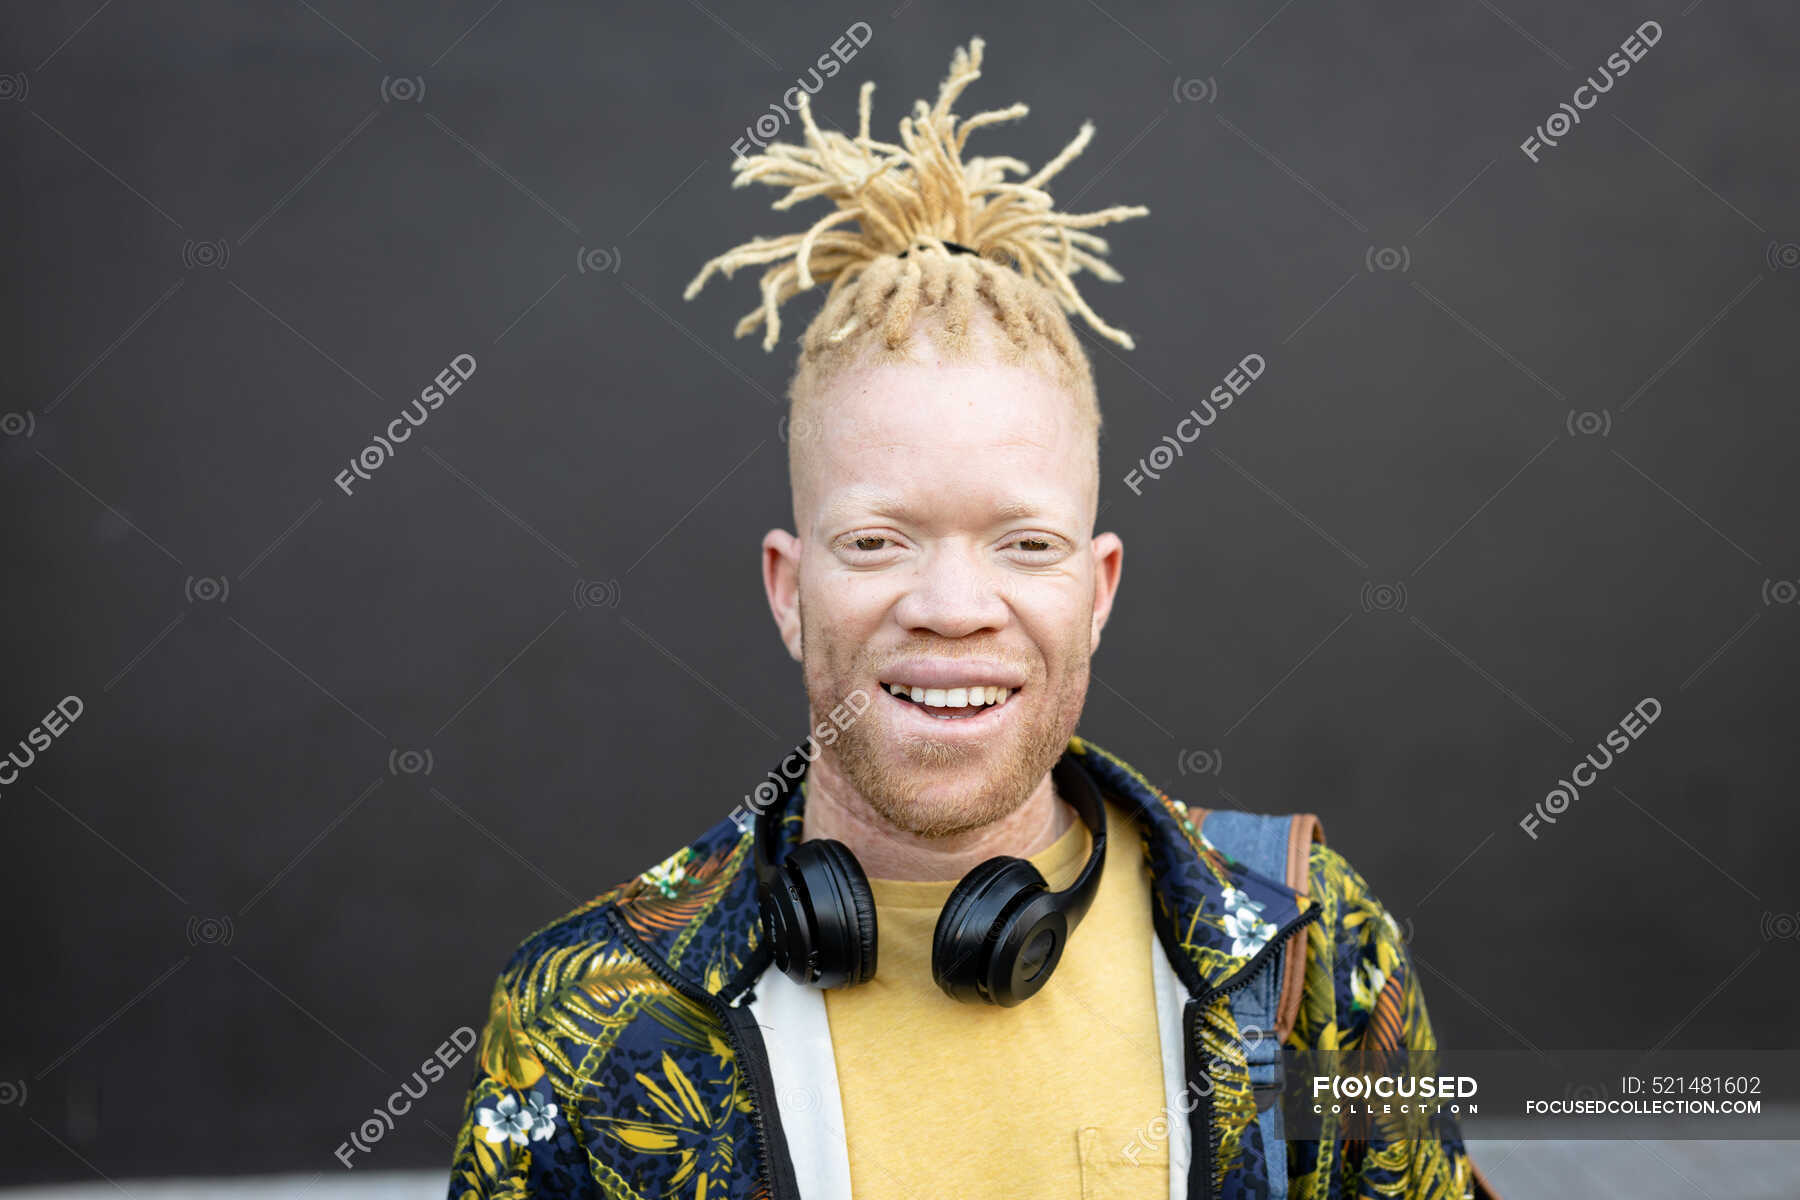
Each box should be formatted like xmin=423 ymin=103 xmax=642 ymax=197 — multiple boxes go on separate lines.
xmin=885 ymin=683 xmax=1011 ymax=708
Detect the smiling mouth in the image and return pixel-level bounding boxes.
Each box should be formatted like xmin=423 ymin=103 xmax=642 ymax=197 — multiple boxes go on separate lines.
xmin=879 ymin=681 xmax=1019 ymax=720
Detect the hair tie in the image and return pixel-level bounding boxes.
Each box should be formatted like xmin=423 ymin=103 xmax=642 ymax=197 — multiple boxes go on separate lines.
xmin=895 ymin=240 xmax=980 ymax=260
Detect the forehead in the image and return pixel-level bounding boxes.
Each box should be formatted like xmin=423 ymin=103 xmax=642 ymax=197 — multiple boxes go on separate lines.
xmin=806 ymin=359 xmax=1090 ymax=529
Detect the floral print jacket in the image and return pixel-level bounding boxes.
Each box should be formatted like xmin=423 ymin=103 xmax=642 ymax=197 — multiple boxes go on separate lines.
xmin=446 ymin=735 xmax=1493 ymax=1199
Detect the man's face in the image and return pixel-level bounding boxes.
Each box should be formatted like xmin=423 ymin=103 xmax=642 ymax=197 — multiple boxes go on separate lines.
xmin=763 ymin=343 xmax=1123 ymax=839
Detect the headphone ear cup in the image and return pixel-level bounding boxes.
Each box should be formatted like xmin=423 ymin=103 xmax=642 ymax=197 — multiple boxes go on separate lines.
xmin=809 ymin=838 xmax=878 ymax=986
xmin=758 ymin=849 xmax=813 ymax=985
xmin=776 ymin=838 xmax=877 ymax=989
xmin=932 ymin=857 xmax=1048 ymax=1005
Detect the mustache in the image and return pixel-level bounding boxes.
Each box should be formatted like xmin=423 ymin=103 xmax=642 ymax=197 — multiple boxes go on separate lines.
xmin=870 ymin=643 xmax=1031 ymax=670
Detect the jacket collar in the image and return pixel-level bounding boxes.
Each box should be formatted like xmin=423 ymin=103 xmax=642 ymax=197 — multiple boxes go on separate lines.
xmin=607 ymin=734 xmax=1315 ymax=1003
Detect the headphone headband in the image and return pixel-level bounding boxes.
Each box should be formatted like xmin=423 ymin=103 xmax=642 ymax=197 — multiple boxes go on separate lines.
xmin=1043 ymin=749 xmax=1109 ymax=926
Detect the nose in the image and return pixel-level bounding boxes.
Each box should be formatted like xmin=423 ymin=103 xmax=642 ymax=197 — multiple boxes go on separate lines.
xmin=890 ymin=540 xmax=1012 ymax=638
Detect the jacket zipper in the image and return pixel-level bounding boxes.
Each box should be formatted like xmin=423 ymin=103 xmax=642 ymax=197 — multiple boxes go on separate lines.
xmin=605 ymin=907 xmax=800 ymax=1200
xmin=1184 ymin=905 xmax=1319 ymax=1200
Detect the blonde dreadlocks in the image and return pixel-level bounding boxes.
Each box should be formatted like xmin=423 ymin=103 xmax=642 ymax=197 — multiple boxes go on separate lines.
xmin=683 ymin=36 xmax=1149 ymax=437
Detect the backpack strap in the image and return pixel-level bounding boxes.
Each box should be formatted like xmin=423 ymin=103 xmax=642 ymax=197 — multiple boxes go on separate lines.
xmin=1193 ymin=809 xmax=1326 ymax=1200
xmin=1276 ymin=812 xmax=1324 ymax=1040
xmin=1193 ymin=809 xmax=1325 ymax=1041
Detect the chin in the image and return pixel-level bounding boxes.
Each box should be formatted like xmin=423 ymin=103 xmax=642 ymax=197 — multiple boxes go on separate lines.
xmin=872 ymin=786 xmax=1016 ymax=841
xmin=852 ymin=728 xmax=1037 ymax=838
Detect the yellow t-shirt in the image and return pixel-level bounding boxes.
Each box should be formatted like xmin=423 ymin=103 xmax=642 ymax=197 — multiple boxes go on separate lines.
xmin=820 ymin=796 xmax=1170 ymax=1199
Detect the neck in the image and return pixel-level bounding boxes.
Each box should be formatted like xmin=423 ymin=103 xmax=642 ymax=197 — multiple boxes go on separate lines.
xmin=798 ymin=752 xmax=1075 ymax=881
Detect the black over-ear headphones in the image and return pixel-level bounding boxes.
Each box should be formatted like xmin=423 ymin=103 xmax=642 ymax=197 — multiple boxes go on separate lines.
xmin=752 ymin=748 xmax=1107 ymax=1007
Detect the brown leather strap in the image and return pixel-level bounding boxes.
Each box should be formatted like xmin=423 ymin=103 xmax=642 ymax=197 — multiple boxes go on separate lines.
xmin=1275 ymin=813 xmax=1325 ymax=1043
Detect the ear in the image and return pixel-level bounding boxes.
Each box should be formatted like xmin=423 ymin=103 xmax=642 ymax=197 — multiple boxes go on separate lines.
xmin=1088 ymin=532 xmax=1123 ymax=651
xmin=763 ymin=528 xmax=804 ymax=662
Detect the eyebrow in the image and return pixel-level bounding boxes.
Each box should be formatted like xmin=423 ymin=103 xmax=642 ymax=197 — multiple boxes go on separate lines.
xmin=818 ymin=491 xmax=1052 ymax=526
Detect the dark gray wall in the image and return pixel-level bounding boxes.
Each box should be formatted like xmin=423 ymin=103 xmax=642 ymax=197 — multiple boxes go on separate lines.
xmin=3 ymin=0 xmax=1795 ymax=1184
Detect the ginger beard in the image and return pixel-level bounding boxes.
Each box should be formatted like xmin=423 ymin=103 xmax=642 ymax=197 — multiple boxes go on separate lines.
xmin=795 ymin=589 xmax=1093 ymax=840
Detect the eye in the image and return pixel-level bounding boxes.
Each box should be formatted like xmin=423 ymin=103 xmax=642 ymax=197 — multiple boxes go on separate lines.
xmin=837 ymin=533 xmax=903 ymax=560
xmin=1012 ymin=537 xmax=1054 ymax=553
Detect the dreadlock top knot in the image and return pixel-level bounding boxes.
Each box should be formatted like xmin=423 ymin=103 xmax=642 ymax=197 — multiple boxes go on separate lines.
xmin=682 ymin=36 xmax=1150 ymax=368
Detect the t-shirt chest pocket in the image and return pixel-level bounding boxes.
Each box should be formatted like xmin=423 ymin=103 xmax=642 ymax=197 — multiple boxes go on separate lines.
xmin=1076 ymin=1124 xmax=1170 ymax=1200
